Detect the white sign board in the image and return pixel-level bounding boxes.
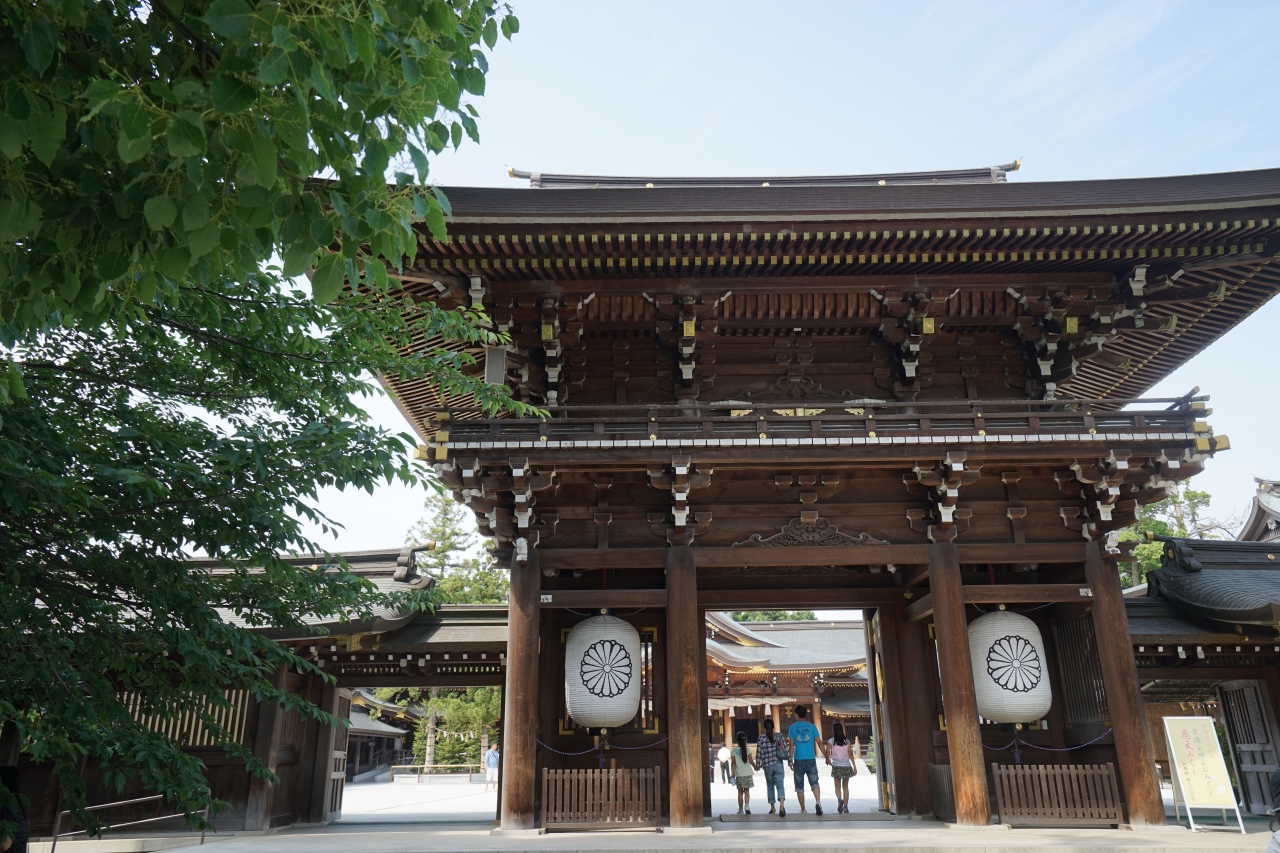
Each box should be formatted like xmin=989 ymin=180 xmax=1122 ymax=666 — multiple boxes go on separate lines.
xmin=1162 ymin=716 xmax=1244 ymax=832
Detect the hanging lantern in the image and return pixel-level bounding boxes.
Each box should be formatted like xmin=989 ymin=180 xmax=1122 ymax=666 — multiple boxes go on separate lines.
xmin=968 ymin=610 xmax=1053 ymax=724
xmin=565 ymin=614 xmax=642 ymax=729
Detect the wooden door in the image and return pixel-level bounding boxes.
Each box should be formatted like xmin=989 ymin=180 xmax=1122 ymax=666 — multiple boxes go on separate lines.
xmin=868 ymin=612 xmax=893 ymax=812
xmin=1219 ymin=679 xmax=1280 ymax=814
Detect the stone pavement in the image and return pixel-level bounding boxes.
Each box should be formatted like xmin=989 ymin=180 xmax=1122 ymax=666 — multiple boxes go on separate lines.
xmin=37 ymin=771 xmax=1274 ymax=853
xmin=156 ymin=820 xmax=1271 ymax=853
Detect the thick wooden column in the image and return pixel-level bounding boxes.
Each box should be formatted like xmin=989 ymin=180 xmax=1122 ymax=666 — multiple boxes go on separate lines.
xmin=305 ymin=679 xmax=341 ymax=824
xmin=666 ymin=546 xmax=704 ymax=827
xmin=929 ymin=542 xmax=988 ymax=825
xmin=1084 ymin=541 xmax=1164 ymax=825
xmin=245 ymin=667 xmax=288 ymax=830
xmin=499 ymin=549 xmax=540 ymax=830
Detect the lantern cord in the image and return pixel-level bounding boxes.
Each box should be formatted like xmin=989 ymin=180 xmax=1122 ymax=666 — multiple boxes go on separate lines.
xmin=607 ymin=736 xmax=669 ymax=750
xmin=982 ymin=726 xmax=1115 ymax=763
xmin=534 ymin=736 xmax=670 ymax=755
xmin=535 ymin=739 xmax=597 ymax=756
xmin=564 ymin=608 xmax=593 ymax=616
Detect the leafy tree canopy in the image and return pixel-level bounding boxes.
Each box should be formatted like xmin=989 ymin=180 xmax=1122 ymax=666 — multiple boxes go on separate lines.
xmin=732 ymin=610 xmax=817 ymax=622
xmin=0 ymin=0 xmax=519 ymax=838
xmin=1118 ymin=483 xmax=1239 ymax=583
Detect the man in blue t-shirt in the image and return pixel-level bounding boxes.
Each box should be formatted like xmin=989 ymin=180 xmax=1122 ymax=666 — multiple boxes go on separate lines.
xmin=787 ymin=704 xmax=826 ymax=815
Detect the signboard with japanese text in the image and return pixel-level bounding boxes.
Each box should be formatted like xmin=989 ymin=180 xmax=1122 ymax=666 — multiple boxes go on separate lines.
xmin=1162 ymin=716 xmax=1244 ymax=832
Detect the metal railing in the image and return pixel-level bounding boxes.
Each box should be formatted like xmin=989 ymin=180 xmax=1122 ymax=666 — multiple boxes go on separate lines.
xmin=50 ymin=794 xmax=207 ymax=852
xmin=390 ymin=763 xmax=483 ymax=782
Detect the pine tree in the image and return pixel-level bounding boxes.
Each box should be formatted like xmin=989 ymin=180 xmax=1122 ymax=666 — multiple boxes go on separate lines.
xmin=406 ymin=491 xmax=508 ymax=604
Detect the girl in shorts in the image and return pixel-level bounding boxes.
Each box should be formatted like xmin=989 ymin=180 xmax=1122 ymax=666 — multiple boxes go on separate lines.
xmin=825 ymin=722 xmax=857 ymax=813
xmin=732 ymin=730 xmax=758 ymax=814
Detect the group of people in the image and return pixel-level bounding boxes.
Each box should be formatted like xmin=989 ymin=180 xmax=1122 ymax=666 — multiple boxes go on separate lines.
xmin=715 ymin=704 xmax=861 ymax=816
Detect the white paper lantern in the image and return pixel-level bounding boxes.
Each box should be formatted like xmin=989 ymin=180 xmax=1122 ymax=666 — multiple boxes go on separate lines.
xmin=565 ymin=615 xmax=642 ymax=729
xmin=968 ymin=610 xmax=1052 ymax=724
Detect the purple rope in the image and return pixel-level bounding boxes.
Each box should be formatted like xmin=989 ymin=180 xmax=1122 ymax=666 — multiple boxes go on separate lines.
xmin=536 ymin=738 xmax=597 ymax=756
xmin=608 ymin=737 xmax=669 ymax=750
xmin=983 ymin=727 xmax=1114 ymax=754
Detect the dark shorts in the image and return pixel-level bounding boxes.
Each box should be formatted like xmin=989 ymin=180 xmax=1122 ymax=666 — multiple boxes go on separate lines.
xmin=793 ymin=758 xmax=819 ymax=791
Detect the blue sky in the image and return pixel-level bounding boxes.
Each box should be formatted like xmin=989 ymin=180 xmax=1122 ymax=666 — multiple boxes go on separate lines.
xmin=304 ymin=0 xmax=1280 ymax=554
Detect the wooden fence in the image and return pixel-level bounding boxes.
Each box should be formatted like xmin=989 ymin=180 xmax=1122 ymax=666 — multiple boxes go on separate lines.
xmin=991 ymin=763 xmax=1122 ymax=827
xmin=542 ymin=766 xmax=662 ymax=829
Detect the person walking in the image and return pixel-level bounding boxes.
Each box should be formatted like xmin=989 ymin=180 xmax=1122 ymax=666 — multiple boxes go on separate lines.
xmin=787 ymin=704 xmax=824 ymax=815
xmin=717 ymin=742 xmax=732 ymax=785
xmin=825 ymin=723 xmax=856 ymax=813
xmin=731 ymin=731 xmax=757 ymax=815
xmin=756 ymin=718 xmax=790 ymax=817
xmin=483 ymin=742 xmax=500 ymax=792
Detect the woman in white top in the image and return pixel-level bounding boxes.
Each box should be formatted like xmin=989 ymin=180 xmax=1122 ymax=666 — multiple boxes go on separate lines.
xmin=823 ymin=722 xmax=856 ymax=814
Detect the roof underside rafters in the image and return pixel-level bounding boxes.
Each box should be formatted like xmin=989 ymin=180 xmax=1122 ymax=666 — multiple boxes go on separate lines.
xmin=387 ymin=169 xmax=1280 ymax=429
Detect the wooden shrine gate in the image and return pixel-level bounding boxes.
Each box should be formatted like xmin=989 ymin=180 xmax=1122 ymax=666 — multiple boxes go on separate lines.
xmin=376 ymin=162 xmax=1280 ymax=829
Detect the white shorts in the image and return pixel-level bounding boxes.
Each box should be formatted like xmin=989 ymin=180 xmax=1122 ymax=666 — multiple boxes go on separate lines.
xmin=486 ymin=766 xmax=499 ymax=782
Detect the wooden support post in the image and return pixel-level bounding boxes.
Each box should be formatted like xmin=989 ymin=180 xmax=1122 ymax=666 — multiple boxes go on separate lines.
xmin=698 ymin=607 xmax=712 ymax=817
xmin=306 ymin=679 xmax=341 ymax=824
xmin=500 ymin=548 xmax=540 ymax=830
xmin=1084 ymin=541 xmax=1165 ymax=826
xmin=244 ymin=667 xmax=288 ymax=831
xmin=0 ymin=720 xmax=18 ymax=765
xmin=929 ymin=542 xmax=989 ymax=826
xmin=666 ymin=546 xmax=704 ymax=828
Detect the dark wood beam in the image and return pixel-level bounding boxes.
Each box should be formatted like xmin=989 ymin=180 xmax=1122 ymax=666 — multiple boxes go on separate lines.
xmin=332 ymin=673 xmax=504 ymax=688
xmin=964 ymin=584 xmax=1093 ymax=604
xmin=535 ymin=542 xmax=1088 ymax=572
xmin=1137 ymin=667 xmax=1269 ymax=681
xmin=698 ymin=588 xmax=918 ymax=610
xmin=903 ymin=564 xmax=930 ymax=587
xmin=905 ymin=594 xmax=933 ymax=623
xmin=907 ymin=584 xmax=1095 ymax=622
xmin=538 ymin=588 xmax=666 ymax=609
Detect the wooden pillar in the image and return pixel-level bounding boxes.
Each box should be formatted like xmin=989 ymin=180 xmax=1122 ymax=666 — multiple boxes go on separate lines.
xmin=305 ymin=679 xmax=341 ymax=824
xmin=811 ymin=695 xmax=824 ymax=740
xmin=1084 ymin=541 xmax=1164 ymax=825
xmin=929 ymin=542 xmax=988 ymax=825
xmin=499 ymin=549 xmax=540 ymax=830
xmin=0 ymin=720 xmax=19 ymax=765
xmin=245 ymin=667 xmax=288 ymax=831
xmin=666 ymin=546 xmax=704 ymax=827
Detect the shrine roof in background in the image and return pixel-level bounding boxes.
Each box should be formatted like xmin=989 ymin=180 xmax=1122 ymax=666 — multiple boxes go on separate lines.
xmin=706 ymin=615 xmax=867 ymax=672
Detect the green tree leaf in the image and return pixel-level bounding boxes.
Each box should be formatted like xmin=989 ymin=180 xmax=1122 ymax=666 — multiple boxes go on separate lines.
xmin=165 ymin=112 xmax=206 ymax=158
xmin=352 ymin=20 xmax=376 ymax=66
xmin=210 ymin=75 xmax=258 ymax=113
xmin=143 ymin=196 xmax=178 ymax=231
xmin=205 ymin=0 xmax=254 ymax=38
xmin=247 ymin=134 xmax=277 ymax=188
xmin=20 ymin=18 xmax=57 ymax=74
xmin=309 ymin=252 xmax=345 ymax=302
xmin=282 ymin=242 xmax=316 ymax=278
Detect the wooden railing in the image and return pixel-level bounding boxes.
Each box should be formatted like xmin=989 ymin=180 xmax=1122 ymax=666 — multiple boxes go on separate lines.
xmin=991 ymin=763 xmax=1122 ymax=827
xmin=542 ymin=766 xmax=662 ymax=829
xmin=435 ymin=397 xmax=1206 ymax=449
xmin=390 ymin=763 xmax=482 ymax=782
